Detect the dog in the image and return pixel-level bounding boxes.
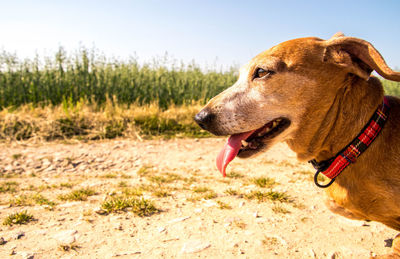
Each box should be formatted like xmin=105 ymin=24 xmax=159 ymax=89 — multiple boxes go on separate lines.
xmin=194 ymin=33 xmax=400 ymax=258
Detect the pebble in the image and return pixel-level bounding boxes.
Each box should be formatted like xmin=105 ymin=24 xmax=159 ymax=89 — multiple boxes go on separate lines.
xmin=53 ymin=230 xmax=78 ymax=245
xmin=158 ymin=226 xmax=166 ymax=233
xmin=19 ymin=251 xmax=35 ymax=259
xmin=0 ymin=237 xmax=6 ymax=245
xmin=15 ymin=231 xmax=25 ymax=239
xmin=180 ymin=239 xmax=211 ymax=254
xmin=168 ymin=216 xmax=190 ymax=224
xmin=308 ymin=248 xmax=317 ymax=258
xmin=112 ymin=251 xmax=141 ymax=256
xmin=194 ymin=208 xmax=203 ymax=213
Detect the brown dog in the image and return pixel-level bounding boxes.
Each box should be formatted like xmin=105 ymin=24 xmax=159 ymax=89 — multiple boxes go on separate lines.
xmin=195 ymin=33 xmax=400 ymax=258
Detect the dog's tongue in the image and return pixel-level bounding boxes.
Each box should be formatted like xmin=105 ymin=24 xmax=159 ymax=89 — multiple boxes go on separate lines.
xmin=216 ymin=130 xmax=256 ymax=177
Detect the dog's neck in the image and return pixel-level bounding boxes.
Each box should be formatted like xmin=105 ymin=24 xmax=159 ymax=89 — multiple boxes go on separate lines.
xmin=286 ymin=75 xmax=384 ymax=163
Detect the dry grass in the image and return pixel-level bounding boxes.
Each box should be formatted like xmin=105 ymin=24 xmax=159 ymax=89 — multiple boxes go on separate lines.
xmin=0 ymin=101 xmax=210 ymax=141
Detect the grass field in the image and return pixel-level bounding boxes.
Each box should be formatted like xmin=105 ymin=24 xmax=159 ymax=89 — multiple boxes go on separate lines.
xmin=0 ymin=48 xmax=399 ymax=141
xmin=0 ymin=47 xmax=236 ymax=109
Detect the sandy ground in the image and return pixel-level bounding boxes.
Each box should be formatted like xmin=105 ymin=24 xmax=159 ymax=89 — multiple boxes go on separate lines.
xmin=0 ymin=138 xmax=397 ymax=259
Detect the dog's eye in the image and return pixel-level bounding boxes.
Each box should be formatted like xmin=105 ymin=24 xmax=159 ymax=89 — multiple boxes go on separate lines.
xmin=253 ymin=68 xmax=275 ymax=79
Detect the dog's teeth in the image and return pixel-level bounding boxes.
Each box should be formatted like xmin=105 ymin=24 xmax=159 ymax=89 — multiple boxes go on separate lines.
xmin=257 ymin=132 xmax=264 ymax=137
xmin=241 ymin=140 xmax=248 ymax=146
xmin=272 ymin=121 xmax=278 ymax=128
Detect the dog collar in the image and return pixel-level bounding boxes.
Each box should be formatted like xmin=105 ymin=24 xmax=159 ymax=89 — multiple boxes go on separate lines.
xmin=309 ymin=97 xmax=390 ymax=188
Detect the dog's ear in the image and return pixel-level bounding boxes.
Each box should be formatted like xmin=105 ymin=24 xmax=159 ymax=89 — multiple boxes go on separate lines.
xmin=323 ymin=36 xmax=400 ymax=82
xmin=330 ymin=32 xmax=345 ymax=39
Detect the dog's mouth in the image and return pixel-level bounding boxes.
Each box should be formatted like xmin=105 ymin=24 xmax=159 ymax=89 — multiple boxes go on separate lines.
xmin=216 ymin=117 xmax=291 ymax=176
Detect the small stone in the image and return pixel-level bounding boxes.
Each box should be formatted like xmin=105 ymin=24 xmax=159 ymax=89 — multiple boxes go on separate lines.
xmin=15 ymin=231 xmax=25 ymax=239
xmin=202 ymin=200 xmax=217 ymax=207
xmin=253 ymin=211 xmax=259 ymax=218
xmin=53 ymin=230 xmax=77 ymax=245
xmin=194 ymin=208 xmax=203 ymax=213
xmin=95 ymin=208 xmax=107 ymax=215
xmin=19 ymin=251 xmax=35 ymax=259
xmin=308 ymin=248 xmax=317 ymax=258
xmin=0 ymin=237 xmax=6 ymax=245
xmin=112 ymin=251 xmax=141 ymax=256
xmin=168 ymin=216 xmax=190 ymax=224
xmin=114 ymin=223 xmax=123 ymax=231
xmin=180 ymin=240 xmax=211 ymax=254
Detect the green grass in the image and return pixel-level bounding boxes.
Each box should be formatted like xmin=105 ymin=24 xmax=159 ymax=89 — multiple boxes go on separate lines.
xmin=0 ymin=181 xmax=19 ymax=193
xmin=3 ymin=211 xmax=34 ymax=226
xmin=252 ymin=177 xmax=276 ymax=188
xmin=192 ymin=186 xmax=211 ymax=193
xmin=224 ymin=188 xmax=240 ymax=196
xmin=58 ymin=188 xmax=96 ymax=201
xmin=216 ymin=200 xmax=232 ymax=209
xmin=100 ymin=197 xmax=159 ymax=217
xmin=9 ymin=193 xmax=56 ymax=208
xmin=272 ymin=204 xmax=290 ymax=214
xmin=225 ymin=171 xmax=244 ymax=179
xmin=0 ymin=47 xmax=237 ymax=110
xmin=147 ymin=173 xmax=182 ymax=184
xmin=245 ymin=190 xmax=290 ymax=203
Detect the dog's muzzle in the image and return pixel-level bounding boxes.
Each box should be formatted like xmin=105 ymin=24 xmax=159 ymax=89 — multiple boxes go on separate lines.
xmin=194 ymin=108 xmax=215 ymax=131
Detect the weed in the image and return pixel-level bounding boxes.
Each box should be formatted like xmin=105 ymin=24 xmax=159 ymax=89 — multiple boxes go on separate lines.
xmin=32 ymin=193 xmax=56 ymax=207
xmin=59 ymin=243 xmax=80 ymax=252
xmin=263 ymin=236 xmax=279 ymax=246
xmin=11 ymin=153 xmax=23 ymax=160
xmin=202 ymin=191 xmax=217 ymax=200
xmin=192 ymin=186 xmax=211 ymax=193
xmin=153 ymin=190 xmax=171 ymax=197
xmin=59 ymin=182 xmax=74 ymax=188
xmin=272 ymin=204 xmax=290 ymax=214
xmin=122 ymin=187 xmax=143 ymax=196
xmin=0 ymin=181 xmax=19 ymax=193
xmin=252 ymin=177 xmax=276 ymax=188
xmin=233 ymin=220 xmax=246 ymax=229
xmin=102 ymin=173 xmax=117 ymax=178
xmin=245 ymin=190 xmax=290 ymax=203
xmin=137 ymin=165 xmax=154 ymax=177
xmin=3 ymin=211 xmax=34 ymax=226
xmin=147 ymin=172 xmax=182 ymax=185
xmin=120 ymin=173 xmax=132 ymax=179
xmin=182 ymin=176 xmax=196 ymax=184
xmin=216 ymin=200 xmax=232 ymax=209
xmin=226 ymin=171 xmax=244 ymax=179
xmin=101 ymin=197 xmax=159 ymax=217
xmin=58 ymin=188 xmax=96 ymax=201
xmin=118 ymin=181 xmax=128 ymax=188
xmin=224 ymin=188 xmax=240 ymax=196
xmin=9 ymin=195 xmax=33 ymax=207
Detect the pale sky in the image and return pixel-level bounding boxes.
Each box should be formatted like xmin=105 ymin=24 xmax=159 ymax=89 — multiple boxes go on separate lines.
xmin=1 ymin=0 xmax=399 ymax=69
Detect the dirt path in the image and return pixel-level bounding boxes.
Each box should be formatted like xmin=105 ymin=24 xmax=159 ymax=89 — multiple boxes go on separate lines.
xmin=0 ymin=138 xmax=397 ymax=258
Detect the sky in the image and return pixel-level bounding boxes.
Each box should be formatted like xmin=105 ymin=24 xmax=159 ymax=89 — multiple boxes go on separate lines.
xmin=1 ymin=0 xmax=399 ymax=70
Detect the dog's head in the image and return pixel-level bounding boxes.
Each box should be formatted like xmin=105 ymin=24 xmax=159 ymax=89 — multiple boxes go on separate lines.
xmin=195 ymin=33 xmax=400 ymax=175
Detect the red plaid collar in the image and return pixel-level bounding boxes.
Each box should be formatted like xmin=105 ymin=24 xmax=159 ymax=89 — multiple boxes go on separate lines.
xmin=310 ymin=97 xmax=390 ymax=188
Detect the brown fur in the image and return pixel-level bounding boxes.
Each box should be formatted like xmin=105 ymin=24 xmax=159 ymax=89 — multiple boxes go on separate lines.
xmin=195 ymin=34 xmax=400 ymax=258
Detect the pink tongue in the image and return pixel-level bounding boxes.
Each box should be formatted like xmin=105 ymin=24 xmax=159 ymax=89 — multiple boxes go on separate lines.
xmin=216 ymin=130 xmax=256 ymax=177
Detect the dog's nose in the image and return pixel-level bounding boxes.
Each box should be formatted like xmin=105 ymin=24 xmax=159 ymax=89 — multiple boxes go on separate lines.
xmin=194 ymin=109 xmax=215 ymax=131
